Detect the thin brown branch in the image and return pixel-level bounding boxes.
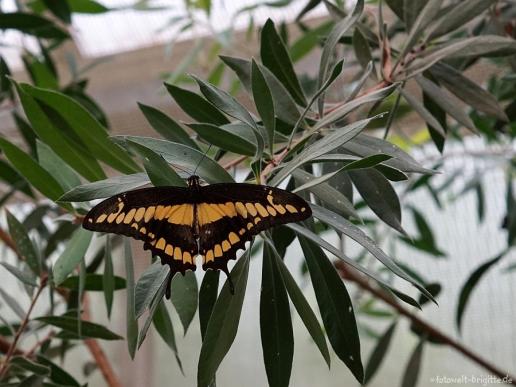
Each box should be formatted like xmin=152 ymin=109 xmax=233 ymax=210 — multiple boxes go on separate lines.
xmin=223 ymin=155 xmax=247 ymax=170
xmin=82 ymin=294 xmax=122 ymax=387
xmin=335 ymin=262 xmax=516 ymax=383
xmin=0 ymin=275 xmax=47 ymax=380
xmin=0 ymin=227 xmax=20 ymax=258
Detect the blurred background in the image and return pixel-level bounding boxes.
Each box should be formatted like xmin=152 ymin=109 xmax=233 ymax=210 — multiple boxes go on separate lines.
xmin=1 ymin=1 xmax=515 ymax=386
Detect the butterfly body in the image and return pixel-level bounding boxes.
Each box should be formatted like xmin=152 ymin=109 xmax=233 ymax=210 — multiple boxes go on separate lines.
xmin=83 ymin=175 xmax=311 ymax=290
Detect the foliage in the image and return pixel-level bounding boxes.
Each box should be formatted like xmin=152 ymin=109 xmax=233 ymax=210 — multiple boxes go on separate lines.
xmin=0 ymin=0 xmax=515 ymax=386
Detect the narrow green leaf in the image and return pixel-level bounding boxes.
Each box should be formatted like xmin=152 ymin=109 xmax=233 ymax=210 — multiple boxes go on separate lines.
xmin=0 ymin=262 xmax=37 ymax=287
xmin=401 ymin=338 xmax=425 ymax=387
xmin=35 ymin=316 xmax=123 ymax=340
xmin=199 ymin=270 xmax=220 ymax=340
xmin=36 ymin=355 xmax=80 ymax=386
xmin=115 ymin=136 xmax=233 ymax=183
xmin=170 ymin=271 xmax=198 ymax=336
xmin=299 ymin=236 xmax=364 ymax=383
xmin=23 ymin=84 xmax=139 ymax=174
xmin=0 ymin=12 xmax=69 ymax=39
xmin=251 ymin=59 xmax=276 ymax=151
xmin=127 ymin=140 xmax=185 ymax=187
xmin=456 ymin=253 xmax=504 ymax=332
xmin=53 ymin=228 xmax=92 ymax=285
xmin=349 ymin=169 xmax=405 ymax=234
xmin=269 ymin=242 xmax=330 ymax=367
xmin=138 ymin=103 xmax=199 ymax=149
xmin=42 ymin=0 xmax=71 ymax=23
xmin=124 ymin=239 xmax=138 ymax=359
xmin=187 ymin=122 xmax=256 ymax=156
xmin=261 ymin=244 xmax=294 ymax=387
xmin=317 ymin=0 xmax=363 ymax=115
xmin=153 ymin=301 xmax=183 ymax=372
xmin=353 ymin=27 xmax=374 ymax=73
xmin=59 ymin=274 xmax=126 ymax=291
xmin=0 ymin=137 xmax=65 ymax=202
xmin=103 ymin=237 xmax=115 ymax=317
xmin=0 ymin=288 xmax=25 ymax=319
xmin=403 ymin=0 xmax=426 ymax=29
xmin=13 ymin=82 xmax=105 ymax=182
xmin=364 ymin=321 xmax=397 ymax=384
xmin=290 ymin=21 xmax=333 ymax=63
xmin=11 ymin=356 xmax=50 ymax=376
xmin=310 ymin=204 xmax=434 ymax=303
xmin=67 ymin=0 xmax=109 ymax=13
xmin=59 ymin=173 xmax=150 ymax=202
xmin=37 ymin=140 xmax=82 ymax=191
xmin=400 ymin=89 xmax=446 ymax=137
xmin=197 ymin=253 xmax=250 ymax=387
xmin=261 ymin=19 xmax=306 ymax=107
xmin=165 ymin=83 xmax=229 ymax=125
xmin=6 ymin=210 xmax=40 ymax=275
xmin=135 ymin=262 xmax=171 ymax=319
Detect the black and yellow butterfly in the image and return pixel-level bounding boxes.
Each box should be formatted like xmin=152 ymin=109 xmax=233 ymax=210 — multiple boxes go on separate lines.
xmin=83 ymin=175 xmax=311 ymax=293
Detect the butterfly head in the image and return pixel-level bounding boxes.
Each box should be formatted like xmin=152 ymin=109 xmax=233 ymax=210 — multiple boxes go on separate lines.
xmin=187 ymin=175 xmax=201 ymax=189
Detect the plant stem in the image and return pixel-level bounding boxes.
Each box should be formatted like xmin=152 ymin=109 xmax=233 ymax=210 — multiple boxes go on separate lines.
xmin=335 ymin=262 xmax=516 ymax=383
xmin=0 ymin=276 xmax=47 ymax=380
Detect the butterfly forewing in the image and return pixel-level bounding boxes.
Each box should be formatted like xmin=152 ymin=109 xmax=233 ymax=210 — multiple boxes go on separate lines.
xmin=83 ymin=179 xmax=312 ymax=277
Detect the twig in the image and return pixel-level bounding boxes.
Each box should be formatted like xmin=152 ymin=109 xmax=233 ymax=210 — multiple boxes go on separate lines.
xmin=335 ymin=262 xmax=516 ymax=382
xmin=223 ymin=155 xmax=247 ymax=170
xmin=0 ymin=275 xmax=47 ymax=380
xmin=82 ymin=294 xmax=122 ymax=387
xmin=0 ymin=227 xmax=20 ymax=258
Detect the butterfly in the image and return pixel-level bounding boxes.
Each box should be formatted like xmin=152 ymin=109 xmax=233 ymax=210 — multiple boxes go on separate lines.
xmin=82 ymin=175 xmax=312 ymax=295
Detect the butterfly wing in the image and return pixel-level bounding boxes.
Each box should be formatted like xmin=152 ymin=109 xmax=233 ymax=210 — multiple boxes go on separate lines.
xmin=196 ymin=183 xmax=311 ymax=273
xmin=83 ymin=187 xmax=198 ymax=273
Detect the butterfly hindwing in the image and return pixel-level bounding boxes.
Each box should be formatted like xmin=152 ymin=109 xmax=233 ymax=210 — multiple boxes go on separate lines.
xmin=83 ymin=187 xmax=198 ymax=273
xmin=197 ymin=183 xmax=312 ymax=271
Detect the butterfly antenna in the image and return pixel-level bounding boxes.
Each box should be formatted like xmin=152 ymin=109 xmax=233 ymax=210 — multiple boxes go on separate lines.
xmin=193 ymin=143 xmax=213 ymax=176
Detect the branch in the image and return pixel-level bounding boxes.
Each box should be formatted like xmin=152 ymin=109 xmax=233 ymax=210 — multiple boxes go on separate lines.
xmin=335 ymin=262 xmax=516 ymax=383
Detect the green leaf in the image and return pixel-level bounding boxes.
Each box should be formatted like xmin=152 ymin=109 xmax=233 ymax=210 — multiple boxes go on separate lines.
xmin=52 ymin=228 xmax=92 ymax=285
xmin=197 ymin=253 xmax=250 ymax=387
xmin=299 ymin=236 xmax=364 ymax=383
xmin=67 ymin=0 xmax=109 ymax=13
xmin=11 ymin=356 xmax=50 ymax=376
xmin=59 ymin=273 xmax=126 ymax=291
xmin=261 ymin=19 xmax=306 ymax=107
xmin=36 ymin=355 xmax=80 ymax=386
xmin=124 ymin=239 xmax=138 ymax=359
xmin=127 ymin=140 xmax=186 ymax=187
xmin=426 ymin=0 xmax=496 ymax=40
xmin=23 ymin=84 xmax=139 ymax=174
xmin=37 ymin=140 xmax=82 ymax=192
xmin=0 ymin=262 xmax=37 ymax=287
xmin=269 ymin=241 xmax=330 ymax=366
xmin=117 ymin=136 xmax=233 ymax=183
xmin=456 ymin=253 xmax=504 ymax=332
xmin=251 ymin=59 xmax=276 ymax=151
xmin=270 ymin=116 xmax=375 ymax=186
xmin=0 ymin=158 xmax=34 ymax=198
xmin=364 ymin=321 xmax=397 ymax=384
xmin=403 ymin=0 xmax=426 ymax=29
xmin=165 ymin=83 xmax=229 ymax=125
xmin=430 ymin=63 xmax=508 ymax=121
xmin=13 ymin=82 xmax=105 ymax=182
xmin=400 ymin=89 xmax=446 ymax=137
xmin=59 ymin=173 xmax=149 ymax=202
xmin=35 ymin=316 xmax=123 ymax=340
xmin=187 ymin=123 xmax=256 ymax=156
xmin=0 ymin=137 xmax=65 ymax=202
xmin=349 ymin=169 xmax=405 ymax=234
xmin=353 ymin=28 xmax=374 ymax=73
xmin=220 ymin=55 xmax=301 ymax=125
xmin=416 ymin=75 xmax=476 ymax=133
xmin=135 ymin=262 xmax=171 ymax=319
xmin=401 ymin=338 xmax=425 ymax=387
xmin=317 ymin=0 xmax=363 ymax=115
xmin=192 ymin=75 xmax=264 ymax=162
xmin=290 ymin=21 xmax=333 ymax=63
xmin=310 ymin=204 xmax=433 ymax=303
xmin=170 ymin=271 xmax=198 ymax=336
xmin=0 ymin=288 xmax=25 ymax=319
xmin=0 ymin=12 xmax=69 ymax=39
xmin=260 ymin=244 xmax=294 ymax=387
xmin=199 ymin=270 xmax=220 ymax=340
xmin=6 ymin=210 xmax=40 ymax=275
xmin=153 ymin=301 xmax=183 ymax=372
xmin=103 ymin=237 xmax=115 ymax=317
xmin=42 ymin=0 xmax=72 ymax=23
xmin=138 ymin=102 xmax=199 ymax=149
xmin=293 ymin=154 xmax=392 ymax=193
